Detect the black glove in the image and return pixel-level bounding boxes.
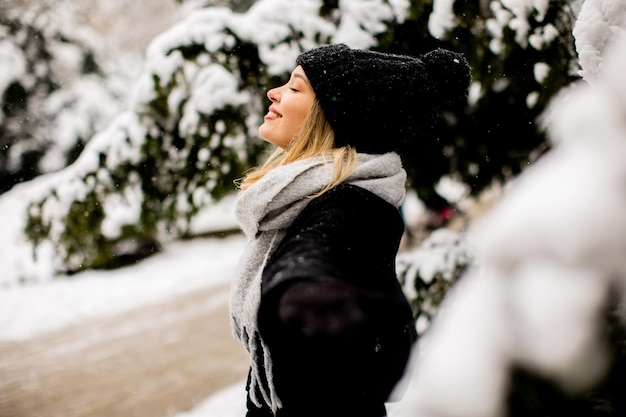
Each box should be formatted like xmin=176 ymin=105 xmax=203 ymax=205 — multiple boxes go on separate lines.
xmin=277 ymin=278 xmax=367 ymax=338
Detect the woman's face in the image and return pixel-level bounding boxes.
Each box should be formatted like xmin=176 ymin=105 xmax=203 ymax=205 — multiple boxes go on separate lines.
xmin=259 ymin=65 xmax=315 ymax=149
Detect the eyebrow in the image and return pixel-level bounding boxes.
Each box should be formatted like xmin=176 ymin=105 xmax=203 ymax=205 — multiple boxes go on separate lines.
xmin=292 ymin=72 xmax=309 ymax=84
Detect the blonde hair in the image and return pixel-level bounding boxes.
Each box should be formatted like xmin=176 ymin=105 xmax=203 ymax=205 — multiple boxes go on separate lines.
xmin=238 ymin=99 xmax=358 ymax=197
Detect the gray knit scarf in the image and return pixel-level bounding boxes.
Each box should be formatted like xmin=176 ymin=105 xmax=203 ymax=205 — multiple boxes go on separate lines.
xmin=230 ymin=152 xmax=407 ymax=412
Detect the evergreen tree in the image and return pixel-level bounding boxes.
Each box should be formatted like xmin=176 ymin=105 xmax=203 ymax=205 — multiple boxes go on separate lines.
xmin=176 ymin=0 xmax=256 ymax=13
xmin=0 ymin=4 xmax=128 ymax=194
xmin=377 ymin=0 xmax=582 ymax=208
xmin=380 ymin=0 xmax=584 ymax=335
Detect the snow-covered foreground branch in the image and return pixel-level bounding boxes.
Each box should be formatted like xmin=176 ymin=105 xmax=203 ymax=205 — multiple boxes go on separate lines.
xmin=391 ymin=25 xmax=626 ymax=417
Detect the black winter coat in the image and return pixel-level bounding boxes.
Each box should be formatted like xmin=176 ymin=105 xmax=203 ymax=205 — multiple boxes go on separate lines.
xmin=246 ymin=183 xmax=417 ymax=417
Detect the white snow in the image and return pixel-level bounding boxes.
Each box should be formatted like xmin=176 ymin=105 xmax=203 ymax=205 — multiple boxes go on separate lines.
xmin=175 ymin=380 xmax=247 ymax=417
xmin=574 ymin=0 xmax=626 ymax=83
xmin=428 ymin=0 xmax=457 ymax=39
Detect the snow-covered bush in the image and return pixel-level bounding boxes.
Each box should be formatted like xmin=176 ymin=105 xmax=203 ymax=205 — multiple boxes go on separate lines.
xmin=390 ymin=0 xmax=583 ymax=206
xmin=19 ymin=0 xmax=407 ymax=278
xmin=0 ymin=3 xmax=129 ymax=194
xmin=397 ymin=228 xmax=474 ymax=335
xmin=11 ymin=0 xmax=585 ymax=280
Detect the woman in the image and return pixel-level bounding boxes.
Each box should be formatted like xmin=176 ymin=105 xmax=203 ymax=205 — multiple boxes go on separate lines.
xmin=230 ymin=44 xmax=471 ymax=417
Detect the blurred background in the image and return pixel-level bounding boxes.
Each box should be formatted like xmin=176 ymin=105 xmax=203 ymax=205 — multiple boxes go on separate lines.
xmin=2 ymin=0 xmax=625 ymax=416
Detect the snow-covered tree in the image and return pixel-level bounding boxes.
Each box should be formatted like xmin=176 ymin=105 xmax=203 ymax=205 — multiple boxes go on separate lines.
xmin=397 ymin=228 xmax=473 ymax=335
xmin=376 ymin=0 xmax=583 ymax=210
xmin=176 ymin=0 xmax=256 ymax=13
xmin=0 ymin=3 xmax=129 ymax=194
xmin=21 ymin=0 xmax=407 ymax=277
xmin=10 ymin=0 xmax=587 ymax=280
xmin=386 ymin=0 xmax=586 ymax=342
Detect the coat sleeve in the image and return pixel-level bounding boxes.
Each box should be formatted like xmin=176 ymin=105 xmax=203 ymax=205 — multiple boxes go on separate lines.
xmin=256 ymin=184 xmax=416 ymax=413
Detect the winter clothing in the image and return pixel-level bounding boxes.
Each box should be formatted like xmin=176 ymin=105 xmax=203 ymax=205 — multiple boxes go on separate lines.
xmin=231 ymin=152 xmax=407 ymax=413
xmin=247 ymin=182 xmax=416 ymax=417
xmin=296 ymin=43 xmax=471 ymax=154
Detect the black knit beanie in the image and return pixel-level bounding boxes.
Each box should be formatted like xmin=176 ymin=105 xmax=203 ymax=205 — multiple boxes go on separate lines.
xmin=296 ymin=44 xmax=471 ymax=154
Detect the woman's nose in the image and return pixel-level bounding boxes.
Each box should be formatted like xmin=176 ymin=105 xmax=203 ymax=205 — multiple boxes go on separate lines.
xmin=267 ymin=86 xmax=280 ymax=102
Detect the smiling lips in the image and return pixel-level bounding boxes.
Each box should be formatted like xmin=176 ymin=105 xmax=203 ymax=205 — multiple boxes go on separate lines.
xmin=265 ymin=107 xmax=282 ymax=120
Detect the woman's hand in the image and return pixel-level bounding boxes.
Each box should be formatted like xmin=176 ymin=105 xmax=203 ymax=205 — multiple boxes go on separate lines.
xmin=277 ymin=278 xmax=367 ymax=338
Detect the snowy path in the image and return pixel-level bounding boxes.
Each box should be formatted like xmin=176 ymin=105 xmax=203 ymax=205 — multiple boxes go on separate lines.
xmin=0 ymin=235 xmax=250 ymax=417
xmin=0 ymin=283 xmax=249 ymax=417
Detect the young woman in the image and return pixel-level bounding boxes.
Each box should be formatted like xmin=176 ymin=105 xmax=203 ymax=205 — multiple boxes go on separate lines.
xmin=230 ymin=43 xmax=471 ymax=417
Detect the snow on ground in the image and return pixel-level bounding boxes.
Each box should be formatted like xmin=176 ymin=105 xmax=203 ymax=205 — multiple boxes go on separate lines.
xmin=0 ymin=233 xmax=246 ymax=342
xmin=1 ymin=206 xmax=248 ymax=416
xmin=176 ymin=380 xmax=247 ymax=417
xmin=0 ymin=154 xmax=250 ymax=416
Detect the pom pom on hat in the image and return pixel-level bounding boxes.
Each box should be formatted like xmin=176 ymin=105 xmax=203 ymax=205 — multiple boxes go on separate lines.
xmin=296 ymin=44 xmax=471 ymax=154
xmin=420 ymin=48 xmax=472 ymax=107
